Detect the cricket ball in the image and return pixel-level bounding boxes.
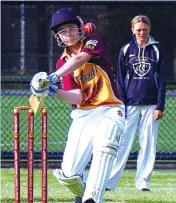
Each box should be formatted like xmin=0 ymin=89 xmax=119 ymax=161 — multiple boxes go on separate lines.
xmin=84 ymin=22 xmax=96 ymax=34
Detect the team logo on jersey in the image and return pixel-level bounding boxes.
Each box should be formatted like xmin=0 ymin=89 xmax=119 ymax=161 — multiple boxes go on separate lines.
xmin=84 ymin=40 xmax=98 ymax=50
xmin=133 ymin=62 xmax=151 ymax=77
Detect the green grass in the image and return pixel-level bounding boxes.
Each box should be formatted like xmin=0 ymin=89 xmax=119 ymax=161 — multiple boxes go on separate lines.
xmin=1 ymin=169 xmax=176 ymax=203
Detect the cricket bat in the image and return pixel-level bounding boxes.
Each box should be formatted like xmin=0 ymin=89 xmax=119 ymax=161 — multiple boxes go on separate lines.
xmin=29 ymin=95 xmax=44 ymax=113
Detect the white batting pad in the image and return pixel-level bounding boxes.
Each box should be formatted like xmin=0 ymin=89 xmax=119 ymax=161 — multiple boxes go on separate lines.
xmin=53 ymin=169 xmax=85 ymax=197
xmin=83 ymin=117 xmax=119 ymax=203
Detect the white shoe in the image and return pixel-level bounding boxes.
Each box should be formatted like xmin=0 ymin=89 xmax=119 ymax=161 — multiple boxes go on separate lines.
xmin=53 ymin=169 xmax=65 ymax=183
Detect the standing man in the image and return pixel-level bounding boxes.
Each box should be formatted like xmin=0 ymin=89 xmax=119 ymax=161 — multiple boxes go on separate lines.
xmin=106 ymin=15 xmax=166 ymax=192
xmin=31 ymin=8 xmax=125 ymax=203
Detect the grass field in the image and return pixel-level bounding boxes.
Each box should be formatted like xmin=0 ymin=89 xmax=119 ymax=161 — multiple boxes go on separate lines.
xmin=1 ymin=169 xmax=176 ymax=203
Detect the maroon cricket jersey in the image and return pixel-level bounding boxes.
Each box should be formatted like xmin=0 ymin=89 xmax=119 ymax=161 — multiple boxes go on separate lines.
xmin=56 ymin=34 xmax=123 ymax=110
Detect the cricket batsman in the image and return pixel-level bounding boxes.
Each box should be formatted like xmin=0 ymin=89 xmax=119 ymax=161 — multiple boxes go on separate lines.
xmin=30 ymin=8 xmax=125 ymax=203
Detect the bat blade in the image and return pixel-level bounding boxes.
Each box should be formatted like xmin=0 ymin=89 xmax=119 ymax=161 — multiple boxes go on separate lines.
xmin=29 ymin=95 xmax=44 ymax=113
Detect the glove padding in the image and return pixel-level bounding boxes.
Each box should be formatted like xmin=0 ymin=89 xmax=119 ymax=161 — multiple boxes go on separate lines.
xmin=30 ymin=72 xmax=50 ymax=92
xmin=48 ymin=72 xmax=61 ymax=84
xmin=48 ymin=84 xmax=59 ymax=96
xmin=30 ymin=83 xmax=59 ymax=97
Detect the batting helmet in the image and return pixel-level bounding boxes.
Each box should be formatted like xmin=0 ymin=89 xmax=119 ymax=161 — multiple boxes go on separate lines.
xmin=50 ymin=8 xmax=84 ymax=32
xmin=50 ymin=8 xmax=84 ymax=47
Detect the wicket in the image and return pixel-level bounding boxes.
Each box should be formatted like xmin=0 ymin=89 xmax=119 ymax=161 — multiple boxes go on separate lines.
xmin=13 ymin=106 xmax=48 ymax=203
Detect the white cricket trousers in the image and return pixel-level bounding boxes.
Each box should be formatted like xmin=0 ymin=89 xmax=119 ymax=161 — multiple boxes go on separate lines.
xmin=107 ymin=105 xmax=160 ymax=190
xmin=61 ymin=105 xmax=125 ymax=203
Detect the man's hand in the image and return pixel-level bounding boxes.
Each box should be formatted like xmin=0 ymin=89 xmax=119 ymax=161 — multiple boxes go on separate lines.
xmin=154 ymin=110 xmax=163 ymax=120
xmin=30 ymin=71 xmax=62 ymax=97
xmin=48 ymin=72 xmax=61 ymax=84
xmin=48 ymin=84 xmax=59 ymax=96
xmin=30 ymin=83 xmax=59 ymax=97
xmin=30 ymin=72 xmax=50 ymax=92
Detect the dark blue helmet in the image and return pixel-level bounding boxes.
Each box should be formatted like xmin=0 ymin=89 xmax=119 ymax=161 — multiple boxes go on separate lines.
xmin=50 ymin=8 xmax=83 ymax=33
xmin=50 ymin=8 xmax=84 ymax=47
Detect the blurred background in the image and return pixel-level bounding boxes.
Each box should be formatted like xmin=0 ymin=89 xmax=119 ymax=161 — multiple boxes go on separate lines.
xmin=1 ymin=1 xmax=176 ymax=167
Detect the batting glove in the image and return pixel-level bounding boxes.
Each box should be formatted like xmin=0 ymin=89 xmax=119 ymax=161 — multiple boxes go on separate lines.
xmin=48 ymin=72 xmax=61 ymax=84
xmin=48 ymin=84 xmax=59 ymax=96
xmin=30 ymin=85 xmax=49 ymax=97
xmin=30 ymin=72 xmax=50 ymax=92
xmin=30 ymin=84 xmax=59 ymax=97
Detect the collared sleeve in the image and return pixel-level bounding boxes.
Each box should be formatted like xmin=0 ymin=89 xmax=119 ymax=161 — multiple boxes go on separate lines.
xmin=81 ymin=34 xmax=104 ymax=57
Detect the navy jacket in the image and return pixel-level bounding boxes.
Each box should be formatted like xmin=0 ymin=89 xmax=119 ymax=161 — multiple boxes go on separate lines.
xmin=116 ymin=37 xmax=166 ymax=111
